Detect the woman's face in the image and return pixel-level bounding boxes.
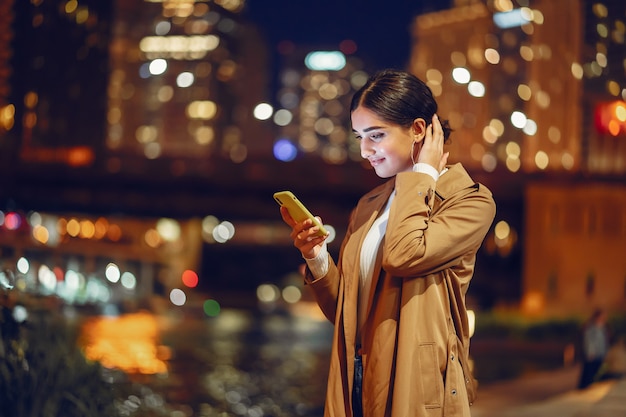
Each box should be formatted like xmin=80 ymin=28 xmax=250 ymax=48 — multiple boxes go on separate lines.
xmin=351 ymin=106 xmax=416 ymax=178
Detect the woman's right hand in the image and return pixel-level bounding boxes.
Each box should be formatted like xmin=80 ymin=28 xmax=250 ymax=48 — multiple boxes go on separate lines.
xmin=280 ymin=206 xmax=328 ymax=259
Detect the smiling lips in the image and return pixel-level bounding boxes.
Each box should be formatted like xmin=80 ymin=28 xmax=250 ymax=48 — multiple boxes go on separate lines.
xmin=369 ymin=157 xmax=384 ymax=167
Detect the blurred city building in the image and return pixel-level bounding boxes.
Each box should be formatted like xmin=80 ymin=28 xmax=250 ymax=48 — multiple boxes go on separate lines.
xmin=106 ymin=0 xmax=270 ymax=173
xmin=0 ymin=0 xmax=385 ymax=312
xmin=271 ymin=44 xmax=368 ymax=166
xmin=0 ymin=0 xmax=285 ymax=310
xmin=1 ymin=0 xmax=624 ymax=318
xmin=411 ymin=0 xmax=626 ymax=316
xmin=0 ymin=0 xmax=13 ymax=144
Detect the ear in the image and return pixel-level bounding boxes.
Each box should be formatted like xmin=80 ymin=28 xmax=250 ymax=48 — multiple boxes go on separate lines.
xmin=411 ymin=118 xmax=427 ymax=142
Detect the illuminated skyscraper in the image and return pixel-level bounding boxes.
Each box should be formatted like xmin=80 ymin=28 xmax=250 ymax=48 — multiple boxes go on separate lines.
xmin=0 ymin=0 xmax=277 ymax=303
xmin=8 ymin=0 xmax=111 ymax=168
xmin=411 ymin=0 xmax=586 ymax=175
xmin=413 ymin=0 xmax=625 ymax=176
xmin=0 ymin=0 xmax=14 ymax=136
xmin=271 ymin=44 xmax=368 ymax=166
xmin=3 ymin=0 xmax=273 ymax=217
xmin=0 ymin=0 xmax=14 ymax=203
xmin=410 ymin=0 xmax=626 ymax=315
xmin=106 ymin=0 xmax=271 ymax=178
xmin=580 ymin=0 xmax=626 ymax=173
xmin=411 ymin=3 xmax=496 ymax=172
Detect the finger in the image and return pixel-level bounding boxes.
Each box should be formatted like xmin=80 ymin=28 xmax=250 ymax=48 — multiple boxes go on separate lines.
xmin=440 ymin=151 xmax=449 ymax=172
xmin=432 ymin=114 xmax=443 ymax=143
xmin=290 ymin=218 xmax=318 ymax=241
xmin=297 ymin=233 xmax=324 ymax=246
xmin=424 ymin=119 xmax=434 ymax=143
xmin=299 ymin=222 xmax=322 ymax=239
xmin=280 ymin=206 xmax=295 ymax=225
xmin=314 ymin=216 xmax=329 ymax=236
xmin=293 ymin=229 xmax=326 ymax=252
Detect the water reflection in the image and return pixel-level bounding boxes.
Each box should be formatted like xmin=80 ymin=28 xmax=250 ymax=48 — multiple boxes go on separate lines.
xmin=78 ymin=307 xmax=569 ymax=416
xmin=79 ymin=308 xmax=333 ymax=417
xmin=80 ymin=312 xmax=169 ymax=374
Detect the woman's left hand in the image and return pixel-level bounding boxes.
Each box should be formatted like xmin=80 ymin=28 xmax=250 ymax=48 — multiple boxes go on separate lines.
xmin=417 ymin=114 xmax=448 ymax=172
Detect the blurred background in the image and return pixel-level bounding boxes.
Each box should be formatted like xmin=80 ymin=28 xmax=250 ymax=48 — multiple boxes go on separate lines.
xmin=0 ymin=0 xmax=625 ymax=416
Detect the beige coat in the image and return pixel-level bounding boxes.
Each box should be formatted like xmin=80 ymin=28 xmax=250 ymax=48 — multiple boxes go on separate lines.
xmin=306 ymin=163 xmax=496 ymax=417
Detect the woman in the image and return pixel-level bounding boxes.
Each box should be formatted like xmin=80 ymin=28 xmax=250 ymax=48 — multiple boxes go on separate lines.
xmin=279 ymin=69 xmax=496 ymax=417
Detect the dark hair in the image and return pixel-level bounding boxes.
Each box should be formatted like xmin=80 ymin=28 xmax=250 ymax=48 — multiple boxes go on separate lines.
xmin=350 ymin=69 xmax=452 ymax=142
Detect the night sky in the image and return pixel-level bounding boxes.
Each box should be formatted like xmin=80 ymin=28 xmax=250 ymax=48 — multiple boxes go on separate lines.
xmin=243 ymin=0 xmax=451 ymax=71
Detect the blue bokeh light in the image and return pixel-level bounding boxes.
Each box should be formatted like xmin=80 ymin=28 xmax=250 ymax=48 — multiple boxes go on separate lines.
xmin=139 ymin=63 xmax=151 ymax=79
xmin=273 ymin=139 xmax=298 ymax=162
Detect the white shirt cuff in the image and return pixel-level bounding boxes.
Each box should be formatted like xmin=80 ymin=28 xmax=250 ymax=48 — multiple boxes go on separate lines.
xmin=304 ymin=241 xmax=329 ymax=279
xmin=413 ymin=162 xmax=439 ymax=181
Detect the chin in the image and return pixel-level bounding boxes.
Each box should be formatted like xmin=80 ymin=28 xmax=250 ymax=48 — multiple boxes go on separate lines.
xmin=374 ymin=168 xmax=395 ymax=179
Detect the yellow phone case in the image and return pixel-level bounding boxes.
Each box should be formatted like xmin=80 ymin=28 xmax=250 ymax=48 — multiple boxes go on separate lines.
xmin=273 ymin=191 xmax=328 ymax=237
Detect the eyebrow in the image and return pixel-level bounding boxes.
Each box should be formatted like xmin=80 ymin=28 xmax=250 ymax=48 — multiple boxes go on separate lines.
xmin=351 ymin=126 xmax=385 ymax=133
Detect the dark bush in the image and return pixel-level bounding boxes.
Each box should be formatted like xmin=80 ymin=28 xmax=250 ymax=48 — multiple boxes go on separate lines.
xmin=0 ymin=305 xmax=118 ymax=417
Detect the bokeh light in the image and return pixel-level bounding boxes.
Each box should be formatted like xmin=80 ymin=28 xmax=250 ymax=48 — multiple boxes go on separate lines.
xmin=170 ymin=288 xmax=187 ymax=306
xmin=452 ymin=67 xmax=471 ymax=84
xmin=203 ymin=299 xmax=221 ymax=317
xmin=156 ymin=218 xmax=181 ymax=242
xmin=16 ymin=257 xmax=29 ymax=274
xmin=253 ymin=102 xmax=273 ymax=120
xmin=149 ymin=58 xmax=167 ymax=75
xmin=105 ymin=263 xmax=121 ymax=283
xmin=4 ymin=212 xmax=21 ymax=230
xmin=182 ymin=270 xmax=199 ymax=288
xmin=282 ymin=285 xmax=302 ymax=304
xmin=256 ymin=283 xmax=280 ymax=303
xmin=121 ymin=272 xmax=137 ymax=290
xmin=273 ymin=139 xmax=298 ymax=162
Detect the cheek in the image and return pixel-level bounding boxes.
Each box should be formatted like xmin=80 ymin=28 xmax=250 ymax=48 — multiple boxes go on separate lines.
xmin=390 ymin=140 xmax=412 ymax=158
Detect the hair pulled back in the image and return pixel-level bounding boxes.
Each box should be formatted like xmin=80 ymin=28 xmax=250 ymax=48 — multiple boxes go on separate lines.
xmin=350 ymin=69 xmax=452 ymax=142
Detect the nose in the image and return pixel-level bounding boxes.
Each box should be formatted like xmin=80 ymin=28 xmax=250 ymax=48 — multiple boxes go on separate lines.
xmin=360 ymin=139 xmax=374 ymax=159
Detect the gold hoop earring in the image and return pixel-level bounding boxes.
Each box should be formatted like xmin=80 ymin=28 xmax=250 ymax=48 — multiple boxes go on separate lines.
xmin=410 ymin=141 xmax=417 ymax=165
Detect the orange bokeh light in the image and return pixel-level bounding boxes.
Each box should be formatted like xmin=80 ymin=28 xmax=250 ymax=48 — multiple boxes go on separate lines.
xmin=80 ymin=312 xmax=168 ymax=375
xmin=67 ymin=146 xmax=94 ymax=167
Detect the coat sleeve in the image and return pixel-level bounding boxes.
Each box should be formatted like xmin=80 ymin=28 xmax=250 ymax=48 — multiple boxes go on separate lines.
xmin=305 ymin=255 xmax=341 ymax=323
xmin=304 ymin=207 xmax=358 ymax=323
xmin=382 ymin=170 xmax=496 ymax=277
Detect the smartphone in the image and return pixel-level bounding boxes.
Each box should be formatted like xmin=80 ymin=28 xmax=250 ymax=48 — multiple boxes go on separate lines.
xmin=273 ymin=191 xmax=328 ymax=237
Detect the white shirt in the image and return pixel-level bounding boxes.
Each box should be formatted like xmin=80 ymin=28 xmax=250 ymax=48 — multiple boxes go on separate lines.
xmin=357 ymin=192 xmax=394 ymax=331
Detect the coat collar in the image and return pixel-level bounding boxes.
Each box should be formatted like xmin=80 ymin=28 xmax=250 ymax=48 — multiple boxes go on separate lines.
xmin=349 ymin=178 xmax=395 ymax=235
